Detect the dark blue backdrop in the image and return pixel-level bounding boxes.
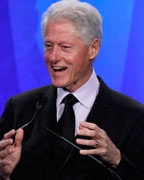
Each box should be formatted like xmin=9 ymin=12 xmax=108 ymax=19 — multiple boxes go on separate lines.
xmin=0 ymin=0 xmax=144 ymax=116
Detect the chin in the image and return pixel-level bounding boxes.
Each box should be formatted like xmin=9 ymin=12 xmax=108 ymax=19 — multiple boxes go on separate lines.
xmin=52 ymin=81 xmax=66 ymax=88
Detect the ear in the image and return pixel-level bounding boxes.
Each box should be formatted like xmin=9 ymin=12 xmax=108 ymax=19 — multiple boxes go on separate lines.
xmin=89 ymin=38 xmax=100 ymax=60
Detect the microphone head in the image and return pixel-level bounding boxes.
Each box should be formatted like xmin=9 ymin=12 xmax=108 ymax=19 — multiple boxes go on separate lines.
xmin=35 ymin=92 xmax=48 ymax=111
xmin=36 ymin=102 xmax=43 ymax=110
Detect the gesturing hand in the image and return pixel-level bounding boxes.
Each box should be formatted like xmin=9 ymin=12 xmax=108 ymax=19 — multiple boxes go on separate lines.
xmin=76 ymin=121 xmax=121 ymax=167
xmin=0 ymin=129 xmax=24 ymax=180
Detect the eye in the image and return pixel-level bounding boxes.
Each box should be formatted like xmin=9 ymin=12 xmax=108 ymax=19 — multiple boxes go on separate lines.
xmin=62 ymin=45 xmax=70 ymax=49
xmin=61 ymin=45 xmax=71 ymax=51
xmin=44 ymin=43 xmax=53 ymax=50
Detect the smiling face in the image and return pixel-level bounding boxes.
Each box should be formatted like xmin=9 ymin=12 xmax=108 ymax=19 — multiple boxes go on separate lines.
xmin=44 ymin=20 xmax=99 ymax=92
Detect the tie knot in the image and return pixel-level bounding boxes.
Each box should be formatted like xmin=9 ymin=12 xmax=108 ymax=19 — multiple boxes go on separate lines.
xmin=62 ymin=94 xmax=78 ymax=106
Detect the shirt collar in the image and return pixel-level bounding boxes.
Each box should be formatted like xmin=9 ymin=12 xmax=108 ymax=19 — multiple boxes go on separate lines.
xmin=57 ymin=69 xmax=100 ymax=109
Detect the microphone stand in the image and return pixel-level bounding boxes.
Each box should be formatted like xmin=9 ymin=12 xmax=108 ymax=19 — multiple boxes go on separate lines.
xmin=13 ymin=99 xmax=121 ymax=180
xmin=40 ymin=121 xmax=121 ymax=180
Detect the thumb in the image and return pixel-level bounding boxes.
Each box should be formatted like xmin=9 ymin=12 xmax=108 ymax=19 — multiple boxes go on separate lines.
xmin=15 ymin=128 xmax=24 ymax=147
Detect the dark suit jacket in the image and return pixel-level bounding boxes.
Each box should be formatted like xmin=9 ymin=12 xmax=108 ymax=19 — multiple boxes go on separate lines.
xmin=1 ymin=77 xmax=144 ymax=180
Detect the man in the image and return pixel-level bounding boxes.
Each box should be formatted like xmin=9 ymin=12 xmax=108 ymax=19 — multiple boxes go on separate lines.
xmin=0 ymin=0 xmax=144 ymax=179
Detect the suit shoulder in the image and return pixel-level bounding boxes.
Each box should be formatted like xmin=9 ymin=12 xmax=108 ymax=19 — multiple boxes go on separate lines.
xmin=10 ymin=85 xmax=54 ymax=103
xmin=98 ymin=77 xmax=144 ymax=115
xmin=110 ymin=88 xmax=144 ymax=112
xmin=98 ymin=76 xmax=144 ymax=112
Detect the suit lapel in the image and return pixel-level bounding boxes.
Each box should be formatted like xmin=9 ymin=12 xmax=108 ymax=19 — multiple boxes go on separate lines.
xmin=86 ymin=77 xmax=111 ymax=126
xmin=36 ymin=85 xmax=59 ymax=142
xmin=75 ymin=77 xmax=112 ymax=150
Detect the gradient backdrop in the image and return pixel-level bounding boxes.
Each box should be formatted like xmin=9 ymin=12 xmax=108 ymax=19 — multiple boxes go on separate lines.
xmin=0 ymin=0 xmax=144 ymax=116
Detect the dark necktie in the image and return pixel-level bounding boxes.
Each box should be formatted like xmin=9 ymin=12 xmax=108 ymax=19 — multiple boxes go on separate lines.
xmin=58 ymin=94 xmax=78 ymax=142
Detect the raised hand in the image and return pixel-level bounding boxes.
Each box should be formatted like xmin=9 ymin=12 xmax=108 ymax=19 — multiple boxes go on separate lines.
xmin=76 ymin=121 xmax=121 ymax=167
xmin=0 ymin=129 xmax=23 ymax=179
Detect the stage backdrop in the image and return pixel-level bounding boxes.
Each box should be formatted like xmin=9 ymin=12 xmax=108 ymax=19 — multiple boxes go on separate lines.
xmin=0 ymin=0 xmax=144 ymax=116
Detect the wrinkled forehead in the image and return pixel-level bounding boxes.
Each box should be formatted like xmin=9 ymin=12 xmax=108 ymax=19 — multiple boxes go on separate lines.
xmin=45 ymin=19 xmax=81 ymax=38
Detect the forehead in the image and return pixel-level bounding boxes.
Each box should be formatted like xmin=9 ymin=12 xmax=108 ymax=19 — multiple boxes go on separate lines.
xmin=44 ymin=20 xmax=80 ymax=39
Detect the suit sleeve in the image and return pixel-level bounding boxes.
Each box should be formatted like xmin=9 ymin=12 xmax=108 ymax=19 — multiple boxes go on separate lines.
xmin=114 ymin=112 xmax=144 ymax=180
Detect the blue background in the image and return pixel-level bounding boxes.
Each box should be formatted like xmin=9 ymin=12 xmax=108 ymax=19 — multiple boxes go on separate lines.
xmin=0 ymin=0 xmax=144 ymax=116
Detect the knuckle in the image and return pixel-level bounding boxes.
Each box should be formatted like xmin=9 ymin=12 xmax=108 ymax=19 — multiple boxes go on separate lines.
xmin=92 ymin=124 xmax=97 ymax=129
xmin=101 ymin=148 xmax=107 ymax=155
xmin=3 ymin=130 xmax=14 ymax=139
xmin=0 ymin=139 xmax=11 ymax=150
xmin=84 ymin=141 xmax=89 ymax=145
xmin=0 ymin=140 xmax=4 ymax=149
xmin=103 ymin=143 xmax=108 ymax=150
xmin=0 ymin=151 xmax=3 ymax=158
xmin=102 ymin=131 xmax=107 ymax=139
xmin=90 ymin=140 xmax=94 ymax=146
xmin=93 ymin=131 xmax=97 ymax=136
xmin=90 ymin=130 xmax=96 ymax=137
xmin=4 ymin=132 xmax=9 ymax=138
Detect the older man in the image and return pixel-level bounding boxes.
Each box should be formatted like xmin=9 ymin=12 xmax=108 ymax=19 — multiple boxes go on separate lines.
xmin=0 ymin=0 xmax=144 ymax=179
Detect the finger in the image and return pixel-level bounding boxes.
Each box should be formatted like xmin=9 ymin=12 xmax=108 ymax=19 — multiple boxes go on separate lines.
xmin=77 ymin=129 xmax=98 ymax=138
xmin=0 ymin=147 xmax=13 ymax=159
xmin=76 ymin=138 xmax=98 ymax=147
xmin=0 ymin=139 xmax=13 ymax=150
xmin=79 ymin=122 xmax=101 ymax=132
xmin=14 ymin=129 xmax=24 ymax=147
xmin=3 ymin=130 xmax=16 ymax=140
xmin=80 ymin=148 xmax=103 ymax=155
xmin=0 ymin=159 xmax=12 ymax=166
xmin=79 ymin=125 xmax=88 ymax=130
xmin=79 ymin=122 xmax=88 ymax=130
xmin=78 ymin=125 xmax=108 ymax=142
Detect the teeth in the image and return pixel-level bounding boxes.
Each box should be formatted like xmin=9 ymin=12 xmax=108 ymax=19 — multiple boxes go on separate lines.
xmin=53 ymin=66 xmax=67 ymax=71
xmin=53 ymin=66 xmax=63 ymax=70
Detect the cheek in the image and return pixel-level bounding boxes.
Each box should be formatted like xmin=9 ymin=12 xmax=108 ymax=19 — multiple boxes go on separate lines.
xmin=44 ymin=50 xmax=51 ymax=60
xmin=67 ymin=53 xmax=87 ymax=72
xmin=44 ymin=56 xmax=51 ymax=70
xmin=44 ymin=53 xmax=48 ymax=63
xmin=44 ymin=54 xmax=51 ymax=70
xmin=72 ymin=55 xmax=88 ymax=71
xmin=68 ymin=60 xmax=83 ymax=80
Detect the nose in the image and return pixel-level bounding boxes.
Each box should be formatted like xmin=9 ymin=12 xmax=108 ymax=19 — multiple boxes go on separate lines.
xmin=49 ymin=46 xmax=60 ymax=63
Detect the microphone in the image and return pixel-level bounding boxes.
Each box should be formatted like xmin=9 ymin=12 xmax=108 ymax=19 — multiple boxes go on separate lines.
xmin=35 ymin=92 xmax=47 ymax=110
xmin=19 ymin=101 xmax=42 ymax=129
xmin=12 ymin=93 xmax=47 ymax=141
xmin=19 ymin=92 xmax=47 ymax=129
xmin=40 ymin=121 xmax=121 ymax=180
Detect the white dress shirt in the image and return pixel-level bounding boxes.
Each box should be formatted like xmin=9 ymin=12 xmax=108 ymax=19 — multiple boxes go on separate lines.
xmin=56 ymin=70 xmax=100 ymax=135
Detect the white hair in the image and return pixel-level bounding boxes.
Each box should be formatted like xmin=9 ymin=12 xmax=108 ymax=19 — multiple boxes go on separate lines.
xmin=41 ymin=0 xmax=102 ymax=45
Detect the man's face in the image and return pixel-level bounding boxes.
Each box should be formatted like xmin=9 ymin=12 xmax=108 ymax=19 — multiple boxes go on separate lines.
xmin=44 ymin=21 xmax=99 ymax=92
